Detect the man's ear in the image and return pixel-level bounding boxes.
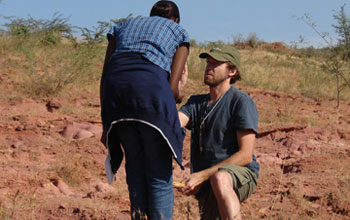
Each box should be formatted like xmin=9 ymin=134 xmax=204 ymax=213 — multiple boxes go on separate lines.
xmin=228 ymin=68 xmax=237 ymax=78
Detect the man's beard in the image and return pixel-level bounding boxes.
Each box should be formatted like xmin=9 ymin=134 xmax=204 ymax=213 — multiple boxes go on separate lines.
xmin=204 ymin=75 xmax=227 ymax=88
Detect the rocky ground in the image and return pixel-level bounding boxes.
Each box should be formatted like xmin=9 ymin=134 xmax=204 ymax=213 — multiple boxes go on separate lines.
xmin=0 ymin=77 xmax=350 ymax=219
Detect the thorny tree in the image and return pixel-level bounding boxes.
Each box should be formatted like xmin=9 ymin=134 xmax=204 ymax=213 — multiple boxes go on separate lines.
xmin=301 ymin=5 xmax=350 ymax=108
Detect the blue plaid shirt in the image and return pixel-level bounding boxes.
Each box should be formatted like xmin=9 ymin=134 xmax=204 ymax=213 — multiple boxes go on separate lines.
xmin=108 ymin=16 xmax=190 ymax=73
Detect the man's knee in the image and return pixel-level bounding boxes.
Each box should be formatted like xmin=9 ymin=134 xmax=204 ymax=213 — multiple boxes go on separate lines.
xmin=210 ymin=170 xmax=233 ymax=192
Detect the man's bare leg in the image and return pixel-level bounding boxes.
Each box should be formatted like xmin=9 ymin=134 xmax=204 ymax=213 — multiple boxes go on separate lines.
xmin=210 ymin=171 xmax=241 ymax=220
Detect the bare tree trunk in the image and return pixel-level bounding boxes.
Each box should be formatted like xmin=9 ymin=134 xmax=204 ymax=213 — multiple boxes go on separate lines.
xmin=336 ymin=73 xmax=340 ymax=108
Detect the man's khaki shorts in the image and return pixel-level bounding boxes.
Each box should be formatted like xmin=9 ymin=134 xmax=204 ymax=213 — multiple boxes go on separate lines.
xmin=196 ymin=165 xmax=258 ymax=220
xmin=218 ymin=164 xmax=257 ymax=202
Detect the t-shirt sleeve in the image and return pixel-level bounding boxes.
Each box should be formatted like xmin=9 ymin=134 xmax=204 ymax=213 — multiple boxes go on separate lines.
xmin=234 ymin=96 xmax=258 ymax=134
xmin=179 ymin=96 xmax=194 ymax=119
xmin=179 ymin=96 xmax=198 ymax=130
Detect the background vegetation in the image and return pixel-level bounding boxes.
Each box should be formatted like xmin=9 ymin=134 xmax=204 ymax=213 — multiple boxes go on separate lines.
xmin=0 ymin=7 xmax=349 ymax=105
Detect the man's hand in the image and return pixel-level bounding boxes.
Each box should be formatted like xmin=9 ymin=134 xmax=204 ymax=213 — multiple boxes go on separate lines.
xmin=182 ymin=171 xmax=207 ymax=195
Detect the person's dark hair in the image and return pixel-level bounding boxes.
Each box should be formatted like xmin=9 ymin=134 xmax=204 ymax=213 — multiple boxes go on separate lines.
xmin=150 ymin=1 xmax=180 ymax=23
xmin=227 ymin=64 xmax=241 ymax=84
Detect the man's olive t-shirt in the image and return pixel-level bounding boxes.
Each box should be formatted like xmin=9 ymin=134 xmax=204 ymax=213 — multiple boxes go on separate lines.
xmin=180 ymin=86 xmax=260 ymax=177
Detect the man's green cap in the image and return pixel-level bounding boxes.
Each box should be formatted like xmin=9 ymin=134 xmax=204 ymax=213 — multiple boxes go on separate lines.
xmin=199 ymin=46 xmax=241 ymax=72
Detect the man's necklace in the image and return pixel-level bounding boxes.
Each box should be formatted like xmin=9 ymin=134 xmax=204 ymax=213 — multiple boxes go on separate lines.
xmin=199 ymin=94 xmax=225 ymax=153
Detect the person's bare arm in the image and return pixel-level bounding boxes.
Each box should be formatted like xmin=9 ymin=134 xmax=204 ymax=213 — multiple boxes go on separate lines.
xmin=183 ymin=129 xmax=256 ymax=195
xmin=177 ymin=62 xmax=188 ymax=101
xmin=169 ymin=45 xmax=189 ymax=103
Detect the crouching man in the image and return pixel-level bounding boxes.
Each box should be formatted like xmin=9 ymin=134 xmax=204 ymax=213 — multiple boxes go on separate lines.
xmin=178 ymin=46 xmax=260 ymax=220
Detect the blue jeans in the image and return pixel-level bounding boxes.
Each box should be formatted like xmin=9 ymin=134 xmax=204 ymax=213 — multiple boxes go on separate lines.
xmin=115 ymin=121 xmax=174 ymax=220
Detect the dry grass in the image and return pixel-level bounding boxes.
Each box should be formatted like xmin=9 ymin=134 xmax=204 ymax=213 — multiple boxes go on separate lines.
xmin=1 ymin=34 xmax=349 ymax=104
xmin=0 ymin=35 xmax=104 ymax=101
xmin=241 ymin=50 xmax=338 ymax=100
xmin=49 ymin=154 xmax=89 ymax=187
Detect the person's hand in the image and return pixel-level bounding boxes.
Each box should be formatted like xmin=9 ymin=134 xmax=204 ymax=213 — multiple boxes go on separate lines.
xmin=181 ymin=171 xmax=206 ymax=195
xmin=178 ymin=62 xmax=188 ymax=92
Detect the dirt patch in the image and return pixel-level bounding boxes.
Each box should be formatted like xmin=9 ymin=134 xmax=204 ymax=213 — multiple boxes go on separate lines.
xmin=0 ymin=86 xmax=350 ymax=219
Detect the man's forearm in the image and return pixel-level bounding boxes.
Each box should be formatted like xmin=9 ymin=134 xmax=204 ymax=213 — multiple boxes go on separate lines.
xmin=195 ymin=131 xmax=256 ymax=182
xmin=183 ymin=150 xmax=252 ymax=195
xmin=196 ymin=150 xmax=252 ymax=181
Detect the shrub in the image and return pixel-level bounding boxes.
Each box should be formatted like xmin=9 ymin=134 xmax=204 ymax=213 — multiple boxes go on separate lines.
xmin=3 ymin=13 xmax=72 ymax=45
xmin=21 ymin=42 xmax=103 ymax=98
xmin=76 ymin=13 xmax=135 ymax=44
